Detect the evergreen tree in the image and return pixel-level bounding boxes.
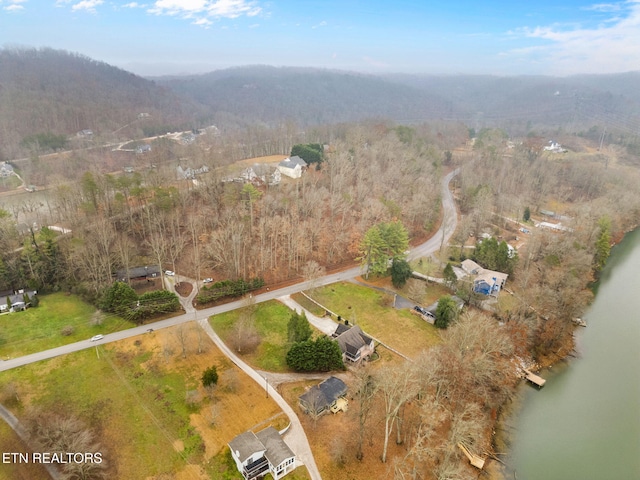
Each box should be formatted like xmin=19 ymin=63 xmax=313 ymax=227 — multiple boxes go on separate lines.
xmin=523 ymin=206 xmax=531 ymax=222
xmin=201 ymin=366 xmax=219 ymax=388
xmin=391 ymin=258 xmax=412 ymax=288
xmin=287 ymin=311 xmax=312 ymax=343
xmin=359 ymin=221 xmax=409 ymax=277
xmin=286 ymin=337 xmax=345 ymax=372
xmin=443 ymin=262 xmax=457 ymax=287
xmin=435 ymin=295 xmax=458 ymax=329
xmin=99 ymin=281 xmax=137 ymax=316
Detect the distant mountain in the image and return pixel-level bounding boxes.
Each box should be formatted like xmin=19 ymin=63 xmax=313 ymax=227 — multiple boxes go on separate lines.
xmin=0 ymin=47 xmax=199 ymax=158
xmin=2 ymin=47 xmax=640 ymax=160
xmin=387 ymin=73 xmax=640 ymax=134
xmin=153 ymin=65 xmax=459 ymax=127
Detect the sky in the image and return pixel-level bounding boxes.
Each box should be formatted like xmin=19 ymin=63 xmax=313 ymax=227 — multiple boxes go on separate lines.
xmin=1 ymin=0 xmax=640 ymax=77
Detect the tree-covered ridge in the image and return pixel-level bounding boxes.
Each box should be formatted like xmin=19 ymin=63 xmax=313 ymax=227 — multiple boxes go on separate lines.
xmin=0 ymin=47 xmax=198 ymax=158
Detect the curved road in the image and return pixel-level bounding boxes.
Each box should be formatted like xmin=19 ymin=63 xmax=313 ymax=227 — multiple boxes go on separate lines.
xmin=0 ymin=169 xmax=459 ymax=480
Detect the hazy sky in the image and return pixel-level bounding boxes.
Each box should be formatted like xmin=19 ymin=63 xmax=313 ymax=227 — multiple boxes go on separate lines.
xmin=1 ymin=0 xmax=639 ymax=76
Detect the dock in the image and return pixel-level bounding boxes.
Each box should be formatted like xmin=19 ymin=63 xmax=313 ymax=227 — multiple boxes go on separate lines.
xmin=524 ymin=369 xmax=546 ymax=388
xmin=458 ymin=443 xmax=485 ymax=469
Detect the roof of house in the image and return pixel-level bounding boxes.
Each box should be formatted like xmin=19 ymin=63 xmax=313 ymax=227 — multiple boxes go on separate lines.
xmin=115 ymin=265 xmax=161 ymax=280
xmin=255 ymin=427 xmax=295 ymax=467
xmin=278 ymin=155 xmax=307 ymax=169
xmin=0 ymin=289 xmax=38 ymax=307
xmin=461 ymin=259 xmax=482 ymax=275
xmin=333 ymin=325 xmax=373 ymax=356
xmin=299 ymin=376 xmax=347 ymax=412
xmin=228 ymin=431 xmax=266 ymax=464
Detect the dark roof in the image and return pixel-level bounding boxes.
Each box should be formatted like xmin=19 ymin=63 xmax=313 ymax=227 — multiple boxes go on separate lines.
xmin=115 ymin=265 xmax=161 ymax=280
xmin=255 ymin=427 xmax=295 ymax=468
xmin=299 ymin=376 xmax=347 ymax=413
xmin=333 ymin=325 xmax=372 ymax=356
xmin=0 ymin=290 xmax=37 ymax=307
xmin=228 ymin=431 xmax=265 ymax=464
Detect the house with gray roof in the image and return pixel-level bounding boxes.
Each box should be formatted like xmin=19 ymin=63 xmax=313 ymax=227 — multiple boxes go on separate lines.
xmin=0 ymin=289 xmax=37 ymax=313
xmin=115 ymin=265 xmax=161 ymax=283
xmin=277 ymin=156 xmax=307 ymax=179
xmin=228 ymin=426 xmax=296 ymax=480
xmin=299 ymin=376 xmax=348 ymax=416
xmin=332 ymin=324 xmax=375 ymax=363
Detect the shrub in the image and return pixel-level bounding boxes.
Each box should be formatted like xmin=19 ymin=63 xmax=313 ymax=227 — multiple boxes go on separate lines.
xmin=202 ymin=366 xmax=219 ymax=388
xmin=60 ymin=325 xmax=74 ymax=336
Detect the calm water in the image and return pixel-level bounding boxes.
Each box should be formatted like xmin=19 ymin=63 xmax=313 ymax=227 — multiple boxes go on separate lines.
xmin=509 ymin=229 xmax=640 ymax=480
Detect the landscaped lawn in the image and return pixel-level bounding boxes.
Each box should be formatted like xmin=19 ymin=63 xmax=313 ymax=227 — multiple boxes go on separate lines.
xmin=211 ymin=300 xmax=315 ymax=372
xmin=0 ymin=292 xmax=136 ymax=358
xmin=306 ymin=282 xmax=442 ymax=358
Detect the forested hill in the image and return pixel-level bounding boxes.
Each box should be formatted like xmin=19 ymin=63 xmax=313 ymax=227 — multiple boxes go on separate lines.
xmin=0 ymin=47 xmax=199 ymax=158
xmin=153 ymin=65 xmax=458 ymax=127
xmin=387 ymin=73 xmax=640 ymax=134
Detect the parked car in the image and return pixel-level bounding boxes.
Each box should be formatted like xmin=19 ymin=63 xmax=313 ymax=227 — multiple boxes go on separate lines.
xmin=519 ymin=227 xmax=530 ymax=234
xmin=90 ymin=334 xmax=104 ymax=342
xmin=165 ymin=270 xmax=175 ymax=276
xmin=414 ymin=306 xmax=427 ymax=315
xmin=203 ymin=277 xmax=213 ymax=283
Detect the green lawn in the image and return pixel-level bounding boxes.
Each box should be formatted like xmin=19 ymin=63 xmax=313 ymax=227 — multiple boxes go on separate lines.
xmin=0 ymin=292 xmax=136 ymax=358
xmin=211 ymin=300 xmax=317 ymax=372
xmin=307 ymin=282 xmax=442 ymax=358
xmin=0 ymin=344 xmax=203 ymax=479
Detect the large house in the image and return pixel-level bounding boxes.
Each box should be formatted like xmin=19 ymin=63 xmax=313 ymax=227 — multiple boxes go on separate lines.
xmin=241 ymin=164 xmax=282 ymax=186
xmin=228 ymin=427 xmax=297 ymax=480
xmin=277 ymin=156 xmax=307 ymax=179
xmin=461 ymin=259 xmax=508 ymax=296
xmin=299 ymin=376 xmax=348 ymax=417
xmin=332 ymin=324 xmax=375 ymax=363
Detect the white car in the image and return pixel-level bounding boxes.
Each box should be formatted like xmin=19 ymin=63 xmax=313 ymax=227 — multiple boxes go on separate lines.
xmin=165 ymin=270 xmax=175 ymax=276
xmin=203 ymin=277 xmax=213 ymax=283
xmin=90 ymin=334 xmax=104 ymax=342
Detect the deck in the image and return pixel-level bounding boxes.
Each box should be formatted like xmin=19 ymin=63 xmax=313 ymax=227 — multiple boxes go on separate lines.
xmin=524 ymin=369 xmax=546 ymax=387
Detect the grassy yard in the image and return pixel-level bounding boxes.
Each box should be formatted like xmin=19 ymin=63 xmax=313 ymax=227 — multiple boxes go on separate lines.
xmin=307 ymin=282 xmax=442 ymax=358
xmin=0 ymin=324 xmax=295 ymax=480
xmin=0 ymin=292 xmax=136 ymax=358
xmin=211 ymin=300 xmax=321 ymax=372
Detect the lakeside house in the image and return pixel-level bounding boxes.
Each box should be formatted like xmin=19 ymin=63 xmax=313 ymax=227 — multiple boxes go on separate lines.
xmin=461 ymin=259 xmax=508 ymax=296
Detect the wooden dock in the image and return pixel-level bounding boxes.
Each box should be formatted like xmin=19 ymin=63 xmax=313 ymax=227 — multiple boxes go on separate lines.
xmin=524 ymin=369 xmax=546 ymax=387
xmin=458 ymin=443 xmax=485 ymax=469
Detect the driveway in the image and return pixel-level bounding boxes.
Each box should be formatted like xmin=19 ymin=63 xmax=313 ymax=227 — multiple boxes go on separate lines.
xmin=0 ymin=169 xmax=460 ymax=480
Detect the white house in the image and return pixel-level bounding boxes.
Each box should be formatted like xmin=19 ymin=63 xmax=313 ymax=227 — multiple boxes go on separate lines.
xmin=241 ymin=164 xmax=281 ymax=186
xmin=277 ymin=156 xmax=307 ymax=179
xmin=228 ymin=427 xmax=297 ymax=480
xmin=0 ymin=162 xmax=15 ymax=178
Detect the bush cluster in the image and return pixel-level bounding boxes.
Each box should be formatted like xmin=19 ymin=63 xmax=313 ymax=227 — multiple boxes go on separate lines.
xmin=196 ymin=277 xmax=264 ymax=305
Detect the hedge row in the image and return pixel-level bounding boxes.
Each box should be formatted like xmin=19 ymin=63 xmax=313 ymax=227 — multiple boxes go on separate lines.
xmin=196 ymin=277 xmax=264 ymax=305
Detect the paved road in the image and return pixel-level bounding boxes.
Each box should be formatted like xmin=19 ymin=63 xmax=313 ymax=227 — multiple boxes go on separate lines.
xmin=0 ymin=169 xmax=459 ymax=480
xmin=0 ymin=169 xmax=459 ymax=373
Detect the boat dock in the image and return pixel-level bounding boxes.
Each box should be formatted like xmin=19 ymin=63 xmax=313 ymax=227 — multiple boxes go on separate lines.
xmin=524 ymin=369 xmax=546 ymax=388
